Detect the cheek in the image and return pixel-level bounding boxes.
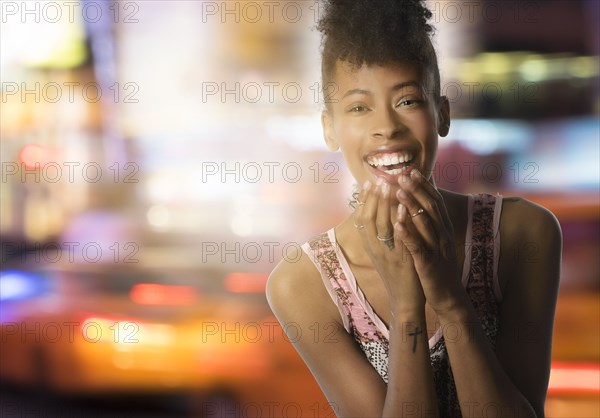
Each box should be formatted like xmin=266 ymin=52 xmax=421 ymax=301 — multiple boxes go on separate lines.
xmin=332 ymin=120 xmax=370 ymax=179
xmin=333 ymin=119 xmax=366 ymax=150
xmin=411 ymin=111 xmax=436 ymax=138
xmin=410 ymin=113 xmax=439 ymax=160
xmin=409 ymin=112 xmax=439 ymax=169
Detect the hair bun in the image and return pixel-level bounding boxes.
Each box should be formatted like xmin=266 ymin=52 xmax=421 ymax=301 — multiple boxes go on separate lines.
xmin=317 ymin=0 xmax=441 ymax=102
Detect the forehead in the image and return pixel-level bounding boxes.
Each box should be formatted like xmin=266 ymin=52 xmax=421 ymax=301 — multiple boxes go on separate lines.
xmin=332 ymin=60 xmax=424 ymax=91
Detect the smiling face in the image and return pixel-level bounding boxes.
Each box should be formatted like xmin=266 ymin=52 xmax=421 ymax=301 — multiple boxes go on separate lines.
xmin=322 ymin=60 xmax=450 ymax=190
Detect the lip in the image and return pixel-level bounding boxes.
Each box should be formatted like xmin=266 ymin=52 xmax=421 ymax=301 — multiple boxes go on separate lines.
xmin=364 ymin=144 xmax=418 ymax=161
xmin=367 ymin=161 xmax=417 ymax=184
xmin=364 ymin=145 xmax=419 ymax=184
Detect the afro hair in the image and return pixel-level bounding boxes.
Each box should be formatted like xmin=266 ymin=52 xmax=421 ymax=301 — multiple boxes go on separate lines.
xmin=317 ymin=0 xmax=440 ymax=102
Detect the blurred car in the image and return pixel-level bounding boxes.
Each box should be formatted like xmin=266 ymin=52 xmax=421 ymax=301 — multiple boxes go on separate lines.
xmin=0 ymin=256 xmax=284 ymax=395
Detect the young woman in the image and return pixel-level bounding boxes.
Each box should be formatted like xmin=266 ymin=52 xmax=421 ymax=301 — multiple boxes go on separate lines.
xmin=267 ymin=1 xmax=562 ymax=417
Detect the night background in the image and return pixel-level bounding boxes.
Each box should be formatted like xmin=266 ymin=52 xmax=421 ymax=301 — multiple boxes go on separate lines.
xmin=1 ymin=1 xmax=598 ymax=416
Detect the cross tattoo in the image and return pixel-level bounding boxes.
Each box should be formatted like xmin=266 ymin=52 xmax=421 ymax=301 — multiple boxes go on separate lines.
xmin=409 ymin=326 xmax=422 ymax=353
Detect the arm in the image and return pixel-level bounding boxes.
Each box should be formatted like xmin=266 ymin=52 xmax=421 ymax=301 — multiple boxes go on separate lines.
xmin=267 ymin=253 xmax=387 ymax=418
xmin=435 ymin=199 xmax=561 ymax=417
xmin=396 ymin=172 xmax=561 ymax=418
xmin=386 ymin=309 xmax=439 ymax=417
xmin=357 ymin=180 xmax=440 ymax=416
xmin=267 ymin=245 xmax=440 ymax=417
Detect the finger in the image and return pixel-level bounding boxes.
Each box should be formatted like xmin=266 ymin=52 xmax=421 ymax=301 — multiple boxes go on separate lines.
xmin=396 ymin=180 xmax=438 ymax=249
xmin=354 ymin=180 xmax=376 ymax=237
xmin=407 ymin=170 xmax=457 ymax=260
xmin=392 ymin=220 xmax=415 ymax=267
xmin=360 ymin=178 xmax=386 ymax=252
xmin=354 ymin=178 xmax=375 ymax=217
xmin=400 ymin=171 xmax=445 ymax=232
xmin=394 ymin=203 xmax=427 ymax=269
xmin=375 ymin=181 xmax=395 ymax=251
xmin=410 ymin=169 xmax=454 ymax=236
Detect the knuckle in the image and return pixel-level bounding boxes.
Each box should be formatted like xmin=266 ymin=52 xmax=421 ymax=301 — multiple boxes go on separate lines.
xmin=355 ymin=213 xmax=365 ymax=225
xmin=362 ymin=205 xmax=375 ymax=219
xmin=394 ymin=223 xmax=407 ymax=237
xmin=405 ymin=181 xmax=417 ymax=192
xmin=376 ymin=219 xmax=389 ymax=231
xmin=396 ymin=188 xmax=408 ymax=199
xmin=424 ymin=199 xmax=436 ymax=212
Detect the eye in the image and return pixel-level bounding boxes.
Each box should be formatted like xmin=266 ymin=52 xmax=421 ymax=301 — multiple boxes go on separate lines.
xmin=397 ymin=98 xmax=421 ymax=108
xmin=348 ymin=104 xmax=369 ymax=113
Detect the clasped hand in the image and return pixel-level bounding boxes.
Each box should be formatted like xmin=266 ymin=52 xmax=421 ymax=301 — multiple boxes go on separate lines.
xmin=353 ymin=169 xmax=462 ymax=315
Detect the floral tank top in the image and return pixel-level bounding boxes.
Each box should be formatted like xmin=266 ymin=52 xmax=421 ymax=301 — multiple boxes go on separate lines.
xmin=301 ymin=193 xmax=504 ymax=417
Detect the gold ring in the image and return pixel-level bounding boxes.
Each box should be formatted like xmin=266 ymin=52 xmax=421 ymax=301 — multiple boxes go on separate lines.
xmin=410 ymin=208 xmax=424 ymax=218
xmin=354 ymin=220 xmax=365 ymax=230
xmin=376 ymin=234 xmax=394 ymax=242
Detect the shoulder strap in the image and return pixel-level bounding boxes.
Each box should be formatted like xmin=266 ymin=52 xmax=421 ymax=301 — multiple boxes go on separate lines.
xmin=466 ymin=193 xmax=503 ymax=346
xmin=301 ymin=231 xmax=352 ymax=332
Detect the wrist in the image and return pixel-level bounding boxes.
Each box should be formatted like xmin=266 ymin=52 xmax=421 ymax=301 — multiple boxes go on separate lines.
xmin=433 ymin=296 xmax=470 ymax=323
xmin=429 ymin=282 xmax=469 ymax=317
xmin=389 ymin=309 xmax=427 ymax=340
xmin=386 ymin=283 xmax=426 ymax=315
xmin=389 ymin=304 xmax=426 ymax=323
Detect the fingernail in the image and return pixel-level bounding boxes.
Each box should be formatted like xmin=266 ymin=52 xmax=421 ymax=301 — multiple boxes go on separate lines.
xmin=375 ymin=176 xmax=383 ymax=187
xmin=410 ymin=168 xmax=420 ymax=178
xmin=363 ymin=180 xmax=371 ymax=190
xmin=382 ymin=182 xmax=389 ymax=197
xmin=397 ymin=203 xmax=405 ymax=216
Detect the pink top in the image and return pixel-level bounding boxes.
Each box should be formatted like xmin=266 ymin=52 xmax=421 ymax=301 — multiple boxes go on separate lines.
xmin=301 ymin=193 xmax=503 ymax=416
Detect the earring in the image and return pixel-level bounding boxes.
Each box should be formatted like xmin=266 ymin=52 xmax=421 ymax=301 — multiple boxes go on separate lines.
xmin=348 ymin=184 xmax=360 ymax=210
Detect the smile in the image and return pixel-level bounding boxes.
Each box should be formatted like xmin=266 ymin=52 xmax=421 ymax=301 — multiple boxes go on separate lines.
xmin=367 ymin=151 xmax=414 ymax=175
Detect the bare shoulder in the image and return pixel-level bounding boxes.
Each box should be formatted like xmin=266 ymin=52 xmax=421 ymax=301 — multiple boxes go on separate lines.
xmin=497 ymin=195 xmax=562 ymax=301
xmin=266 ymin=242 xmax=388 ymax=417
xmin=266 ymin=244 xmax=340 ymax=327
xmin=495 ymin=196 xmax=563 ymax=415
xmin=499 ymin=195 xmax=562 ymax=247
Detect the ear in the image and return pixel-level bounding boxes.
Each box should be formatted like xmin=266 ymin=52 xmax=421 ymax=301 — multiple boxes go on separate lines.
xmin=321 ymin=110 xmax=339 ymax=151
xmin=437 ymin=96 xmax=451 ymax=137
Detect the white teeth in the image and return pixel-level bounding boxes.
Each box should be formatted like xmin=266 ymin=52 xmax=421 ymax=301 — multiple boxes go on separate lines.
xmin=368 ymin=152 xmax=413 ymax=167
xmin=383 ymin=167 xmax=409 ymax=175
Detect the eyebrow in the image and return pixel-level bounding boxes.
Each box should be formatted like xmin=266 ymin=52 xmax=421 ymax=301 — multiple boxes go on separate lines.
xmin=341 ymin=80 xmax=422 ymax=99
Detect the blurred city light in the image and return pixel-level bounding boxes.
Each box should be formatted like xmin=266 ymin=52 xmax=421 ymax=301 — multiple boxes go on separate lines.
xmin=0 ymin=1 xmax=597 ymax=416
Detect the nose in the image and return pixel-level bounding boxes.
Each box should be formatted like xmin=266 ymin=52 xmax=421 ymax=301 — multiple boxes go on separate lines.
xmin=370 ymin=106 xmax=407 ymax=140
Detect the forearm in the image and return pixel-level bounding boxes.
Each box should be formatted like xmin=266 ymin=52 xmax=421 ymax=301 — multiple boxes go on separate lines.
xmin=383 ymin=309 xmax=439 ymax=418
xmin=438 ymin=297 xmax=536 ymax=417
